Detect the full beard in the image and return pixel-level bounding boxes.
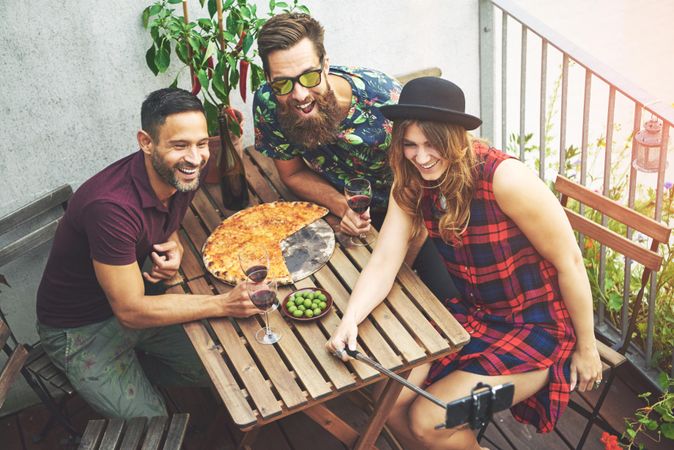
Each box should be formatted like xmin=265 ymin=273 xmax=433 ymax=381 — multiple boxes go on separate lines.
xmin=151 ymin=151 xmax=202 ymax=193
xmin=277 ymin=87 xmax=342 ymax=150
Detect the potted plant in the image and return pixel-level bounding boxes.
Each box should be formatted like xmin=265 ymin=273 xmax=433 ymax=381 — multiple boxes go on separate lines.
xmin=142 ymin=0 xmax=309 ymax=210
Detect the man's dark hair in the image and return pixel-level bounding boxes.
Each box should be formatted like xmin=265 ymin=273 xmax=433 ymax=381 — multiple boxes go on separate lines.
xmin=141 ymin=88 xmax=205 ymax=141
xmin=258 ymin=13 xmax=326 ymax=75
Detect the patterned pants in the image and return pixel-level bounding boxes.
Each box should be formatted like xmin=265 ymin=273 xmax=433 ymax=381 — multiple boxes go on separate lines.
xmin=37 ymin=317 xmax=209 ymax=419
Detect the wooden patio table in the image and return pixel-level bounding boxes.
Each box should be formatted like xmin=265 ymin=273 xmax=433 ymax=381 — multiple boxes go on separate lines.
xmin=166 ymin=146 xmax=470 ymax=449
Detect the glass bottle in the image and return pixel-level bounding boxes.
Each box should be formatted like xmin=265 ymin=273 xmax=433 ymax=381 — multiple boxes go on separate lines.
xmin=217 ymin=110 xmax=249 ymax=211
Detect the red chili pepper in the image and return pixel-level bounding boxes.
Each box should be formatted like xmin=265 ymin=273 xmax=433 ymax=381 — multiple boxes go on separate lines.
xmin=239 ymin=60 xmax=249 ymax=103
xmin=234 ymin=30 xmax=246 ymax=53
xmin=191 ymin=73 xmax=201 ymax=95
xmin=224 ymin=106 xmax=243 ymax=134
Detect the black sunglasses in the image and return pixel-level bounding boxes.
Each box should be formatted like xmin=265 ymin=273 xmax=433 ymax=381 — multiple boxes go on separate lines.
xmin=269 ymin=64 xmax=324 ymax=96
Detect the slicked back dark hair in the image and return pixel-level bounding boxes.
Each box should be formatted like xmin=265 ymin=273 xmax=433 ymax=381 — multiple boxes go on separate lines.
xmin=141 ymin=88 xmax=205 ymax=141
xmin=258 ymin=12 xmax=325 ymax=75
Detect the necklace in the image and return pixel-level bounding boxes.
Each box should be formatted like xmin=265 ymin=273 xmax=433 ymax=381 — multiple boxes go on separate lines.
xmin=438 ymin=192 xmax=448 ymax=211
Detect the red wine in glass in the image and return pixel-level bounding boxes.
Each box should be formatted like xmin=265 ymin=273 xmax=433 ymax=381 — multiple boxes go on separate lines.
xmin=245 ymin=266 xmax=268 ymax=282
xmin=250 ymin=289 xmax=276 ymax=310
xmin=344 ymin=178 xmax=375 ymax=246
xmin=246 ymin=278 xmax=281 ymax=345
xmin=239 ymin=249 xmax=269 ymax=283
xmin=346 ymin=194 xmax=371 ymax=214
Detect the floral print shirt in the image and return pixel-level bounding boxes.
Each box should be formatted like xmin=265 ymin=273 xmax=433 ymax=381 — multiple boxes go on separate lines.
xmin=253 ymin=66 xmax=401 ymax=212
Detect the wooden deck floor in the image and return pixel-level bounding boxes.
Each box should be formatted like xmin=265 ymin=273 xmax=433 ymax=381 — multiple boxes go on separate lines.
xmin=0 ymin=363 xmax=669 ymax=450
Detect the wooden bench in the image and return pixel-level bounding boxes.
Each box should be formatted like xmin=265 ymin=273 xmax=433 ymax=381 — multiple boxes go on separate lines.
xmin=553 ymin=175 xmax=671 ymax=449
xmin=0 ymin=184 xmax=78 ymax=438
xmin=78 ymin=414 xmax=190 ymax=450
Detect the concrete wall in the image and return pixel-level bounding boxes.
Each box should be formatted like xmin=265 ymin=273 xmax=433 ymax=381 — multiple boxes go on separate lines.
xmin=0 ymin=0 xmax=480 ymax=414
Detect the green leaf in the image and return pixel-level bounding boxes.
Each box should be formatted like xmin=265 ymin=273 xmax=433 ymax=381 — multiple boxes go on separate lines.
xmin=250 ymin=63 xmax=264 ymax=91
xmin=146 ymin=46 xmax=159 ymax=75
xmin=223 ymin=0 xmax=235 ymax=9
xmin=167 ymin=0 xmax=183 ymax=4
xmin=661 ymin=423 xmax=674 ymax=439
xmin=197 ymin=69 xmax=210 ymax=93
xmin=203 ymin=99 xmax=219 ymax=136
xmin=229 ymin=68 xmax=239 ymax=91
xmin=242 ymin=31 xmax=254 ymax=54
xmin=169 ymin=75 xmax=179 ymax=89
xmin=239 ymin=5 xmax=251 ymax=19
xmin=207 ymin=0 xmax=217 ymax=18
xmin=659 ymin=372 xmax=669 ymax=390
xmin=150 ymin=25 xmax=160 ymax=44
xmin=212 ymin=62 xmax=228 ymax=102
xmin=228 ymin=115 xmax=242 ymax=137
xmin=607 ymin=292 xmax=622 ymax=312
xmin=197 ymin=18 xmax=213 ymax=30
xmin=225 ymin=12 xmax=237 ymax=36
xmin=269 ymin=0 xmax=276 ymax=11
xmin=203 ymin=40 xmax=217 ymax=63
xmin=297 ymin=5 xmax=310 ymax=14
xmin=176 ymin=41 xmax=190 ymax=65
xmin=199 ymin=0 xmax=206 ymax=7
xmin=626 ymin=427 xmax=637 ymax=439
xmin=188 ymin=36 xmax=201 ymax=53
xmin=156 ymin=40 xmax=171 ymax=72
xmin=142 ymin=6 xmax=152 ymax=28
xmin=275 ymin=2 xmax=288 ymax=7
xmin=149 ymin=4 xmax=163 ymax=16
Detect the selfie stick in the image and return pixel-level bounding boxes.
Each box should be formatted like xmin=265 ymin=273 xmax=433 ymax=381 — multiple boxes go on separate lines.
xmin=342 ymin=348 xmax=513 ymax=431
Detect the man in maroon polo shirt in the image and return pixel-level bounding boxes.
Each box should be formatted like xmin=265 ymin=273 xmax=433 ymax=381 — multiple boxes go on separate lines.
xmin=36 ymin=88 xmax=260 ymax=419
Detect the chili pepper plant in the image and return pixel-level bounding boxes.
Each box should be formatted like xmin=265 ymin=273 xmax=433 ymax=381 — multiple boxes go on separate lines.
xmin=142 ymin=0 xmax=309 ymax=141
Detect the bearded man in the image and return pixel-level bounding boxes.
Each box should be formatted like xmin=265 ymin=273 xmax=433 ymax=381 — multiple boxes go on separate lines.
xmin=36 ymin=88 xmax=261 ymax=419
xmin=254 ymin=13 xmax=459 ymax=302
xmin=254 ymin=12 xmax=400 ymax=235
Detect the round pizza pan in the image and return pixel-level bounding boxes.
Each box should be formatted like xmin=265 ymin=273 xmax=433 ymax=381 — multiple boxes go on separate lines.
xmin=201 ymin=217 xmax=335 ymax=286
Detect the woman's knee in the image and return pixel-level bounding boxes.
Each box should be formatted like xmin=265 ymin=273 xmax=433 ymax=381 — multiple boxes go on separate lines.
xmin=408 ymin=399 xmax=457 ymax=445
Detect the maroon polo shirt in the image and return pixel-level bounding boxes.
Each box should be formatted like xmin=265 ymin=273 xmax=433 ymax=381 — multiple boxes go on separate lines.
xmin=37 ymin=150 xmax=197 ymax=328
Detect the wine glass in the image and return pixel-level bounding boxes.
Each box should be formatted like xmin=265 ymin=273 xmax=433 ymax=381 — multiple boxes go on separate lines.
xmin=344 ymin=177 xmax=375 ymax=246
xmin=239 ymin=248 xmax=269 ymax=283
xmin=246 ymin=274 xmax=281 ymax=345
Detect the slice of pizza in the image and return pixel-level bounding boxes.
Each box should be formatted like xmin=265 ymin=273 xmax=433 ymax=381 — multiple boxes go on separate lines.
xmin=202 ymin=201 xmax=329 ymax=284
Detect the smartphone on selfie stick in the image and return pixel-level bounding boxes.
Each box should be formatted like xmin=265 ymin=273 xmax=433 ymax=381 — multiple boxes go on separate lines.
xmin=342 ymin=349 xmax=514 ymax=431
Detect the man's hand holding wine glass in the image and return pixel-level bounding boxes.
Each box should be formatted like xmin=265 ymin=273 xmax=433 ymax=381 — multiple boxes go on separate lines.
xmin=343 ymin=178 xmax=375 ymax=246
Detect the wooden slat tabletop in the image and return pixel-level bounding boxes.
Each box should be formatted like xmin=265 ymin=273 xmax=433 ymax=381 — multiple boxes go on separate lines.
xmin=172 ymin=146 xmax=470 ymax=435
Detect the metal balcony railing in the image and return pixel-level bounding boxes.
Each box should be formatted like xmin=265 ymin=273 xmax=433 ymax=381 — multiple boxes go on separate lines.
xmin=478 ymin=0 xmax=674 ymax=383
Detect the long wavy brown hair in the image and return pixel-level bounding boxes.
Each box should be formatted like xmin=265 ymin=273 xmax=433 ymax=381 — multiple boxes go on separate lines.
xmin=389 ymin=120 xmax=481 ymax=244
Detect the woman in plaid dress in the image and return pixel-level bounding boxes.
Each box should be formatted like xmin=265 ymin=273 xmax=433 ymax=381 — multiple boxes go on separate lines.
xmin=327 ymin=77 xmax=603 ymax=450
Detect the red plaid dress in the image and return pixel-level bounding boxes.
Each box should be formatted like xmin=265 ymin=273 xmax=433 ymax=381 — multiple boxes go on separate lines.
xmin=423 ymin=144 xmax=576 ymax=433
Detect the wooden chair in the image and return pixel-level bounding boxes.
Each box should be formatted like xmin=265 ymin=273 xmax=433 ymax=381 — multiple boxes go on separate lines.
xmin=0 ymin=184 xmax=79 ymax=438
xmin=77 ymin=414 xmax=190 ymax=450
xmin=0 ymin=317 xmax=29 ymax=409
xmin=554 ymin=175 xmax=671 ymax=449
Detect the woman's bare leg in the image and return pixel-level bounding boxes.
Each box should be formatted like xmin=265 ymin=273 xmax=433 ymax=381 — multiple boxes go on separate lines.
xmin=381 ymin=363 xmax=432 ymax=449
xmin=406 ymin=368 xmax=550 ymax=450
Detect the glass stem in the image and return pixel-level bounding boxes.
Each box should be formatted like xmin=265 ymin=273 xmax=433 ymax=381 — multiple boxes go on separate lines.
xmin=263 ymin=310 xmax=271 ymax=335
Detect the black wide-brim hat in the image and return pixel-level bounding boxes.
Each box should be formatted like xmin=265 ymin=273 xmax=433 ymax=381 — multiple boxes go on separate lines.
xmin=380 ymin=77 xmax=482 ymax=130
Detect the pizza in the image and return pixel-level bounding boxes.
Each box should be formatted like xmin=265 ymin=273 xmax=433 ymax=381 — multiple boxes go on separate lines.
xmin=202 ymin=201 xmax=329 ymax=284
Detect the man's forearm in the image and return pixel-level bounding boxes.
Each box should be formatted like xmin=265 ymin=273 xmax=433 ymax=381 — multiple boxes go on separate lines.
xmin=116 ymin=292 xmax=225 ymax=329
xmin=283 ymin=168 xmax=349 ymax=217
